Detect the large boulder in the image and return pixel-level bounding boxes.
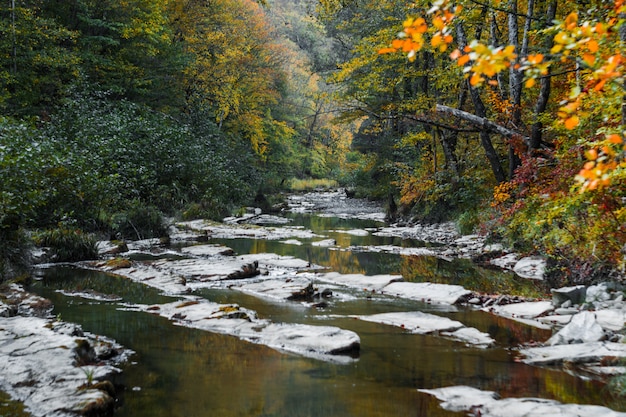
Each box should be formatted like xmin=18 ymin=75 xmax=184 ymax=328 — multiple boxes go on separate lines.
xmin=547 ymin=311 xmax=605 ymax=346
xmin=551 ymin=285 xmax=586 ymax=307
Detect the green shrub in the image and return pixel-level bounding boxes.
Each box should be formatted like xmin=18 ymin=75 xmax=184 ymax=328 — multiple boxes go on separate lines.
xmin=110 ymin=203 xmax=167 ymax=240
xmin=287 ymin=178 xmax=339 ymax=191
xmin=456 ymin=210 xmax=480 ymax=235
xmin=36 ymin=227 xmax=98 ymax=262
xmin=0 ymin=228 xmax=32 ymax=282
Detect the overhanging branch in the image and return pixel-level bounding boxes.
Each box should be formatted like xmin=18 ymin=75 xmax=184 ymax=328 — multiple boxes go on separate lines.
xmin=435 ymin=104 xmax=532 ymax=146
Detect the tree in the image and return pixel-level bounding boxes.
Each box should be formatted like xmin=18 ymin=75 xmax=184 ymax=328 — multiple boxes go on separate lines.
xmin=378 ymin=0 xmax=625 ymax=276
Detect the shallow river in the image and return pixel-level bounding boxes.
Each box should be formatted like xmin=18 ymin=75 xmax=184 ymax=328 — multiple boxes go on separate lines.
xmin=28 ymin=212 xmax=618 ymax=417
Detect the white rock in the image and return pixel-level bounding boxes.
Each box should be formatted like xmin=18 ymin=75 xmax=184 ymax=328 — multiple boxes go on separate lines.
xmin=357 ymin=311 xmax=463 ymax=334
xmin=547 ymin=311 xmax=605 ymax=345
xmin=280 ymin=239 xmax=303 ymax=245
xmin=139 ymin=299 xmax=360 ymax=363
xmin=230 ymin=277 xmax=313 ymax=301
xmin=485 ymin=301 xmax=554 ymax=319
xmin=311 ymin=239 xmax=337 ymax=247
xmin=586 ymin=283 xmax=613 ymax=304
xmin=332 ymin=229 xmax=369 ymax=236
xmin=384 ymin=282 xmax=472 ymax=305
xmin=420 ymin=385 xmax=626 ymax=417
xmin=490 ymin=253 xmax=519 ymax=270
xmin=317 ymin=272 xmax=404 ymax=291
xmin=441 ymin=327 xmax=495 ymax=347
xmin=513 ymin=256 xmax=546 ymax=280
xmin=520 ymin=341 xmax=626 ymax=366
xmin=595 ymin=309 xmax=626 ymax=332
xmin=181 ymin=244 xmax=234 ymax=257
xmin=0 ymin=316 xmax=128 ymax=417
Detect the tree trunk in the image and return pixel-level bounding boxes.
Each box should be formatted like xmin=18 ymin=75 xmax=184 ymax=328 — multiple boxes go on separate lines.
xmin=456 ymin=22 xmax=507 ymax=183
xmin=530 ymin=0 xmax=557 ymax=149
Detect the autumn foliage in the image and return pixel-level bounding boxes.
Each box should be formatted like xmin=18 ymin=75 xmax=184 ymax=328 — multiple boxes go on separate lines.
xmin=374 ymin=0 xmax=625 ymax=278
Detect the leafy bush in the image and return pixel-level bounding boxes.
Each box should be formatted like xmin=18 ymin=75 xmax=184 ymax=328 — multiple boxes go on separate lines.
xmin=287 ymin=178 xmax=339 ymax=191
xmin=110 ymin=202 xmax=167 ymax=240
xmin=0 ymin=228 xmax=32 ymax=282
xmin=36 ymin=227 xmax=98 ymax=262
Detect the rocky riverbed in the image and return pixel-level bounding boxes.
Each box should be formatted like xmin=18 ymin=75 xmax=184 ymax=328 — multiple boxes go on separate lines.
xmin=1 ymin=189 xmax=625 ymax=416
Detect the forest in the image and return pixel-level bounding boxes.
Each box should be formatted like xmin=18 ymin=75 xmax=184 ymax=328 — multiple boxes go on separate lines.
xmin=0 ymin=0 xmax=624 ymax=286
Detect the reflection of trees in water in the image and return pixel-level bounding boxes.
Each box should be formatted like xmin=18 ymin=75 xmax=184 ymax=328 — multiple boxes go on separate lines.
xmin=400 ymin=256 xmax=545 ymax=298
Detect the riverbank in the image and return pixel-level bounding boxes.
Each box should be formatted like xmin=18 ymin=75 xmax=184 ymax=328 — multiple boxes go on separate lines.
xmin=1 ymin=189 xmax=625 ymax=416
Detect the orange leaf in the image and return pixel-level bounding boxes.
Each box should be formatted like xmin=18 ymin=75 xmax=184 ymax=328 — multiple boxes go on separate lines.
xmin=593 ymin=79 xmax=607 ymax=91
xmin=585 ymin=148 xmax=598 ymax=160
xmin=607 ymin=134 xmax=624 ymax=144
xmin=457 ymin=54 xmax=470 ymax=66
xmin=565 ymin=12 xmax=578 ymax=30
xmin=564 ymin=115 xmax=579 ymax=129
xmin=392 ymin=39 xmax=404 ymax=49
xmin=587 ymin=40 xmax=599 ymax=53
xmin=582 ymin=53 xmax=595 ymax=66
xmin=470 ymin=73 xmax=482 ymax=86
xmin=525 ymin=78 xmax=536 ymax=88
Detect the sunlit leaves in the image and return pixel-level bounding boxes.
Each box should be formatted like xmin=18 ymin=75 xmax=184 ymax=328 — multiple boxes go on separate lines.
xmin=378 ymin=0 xmax=458 ymax=58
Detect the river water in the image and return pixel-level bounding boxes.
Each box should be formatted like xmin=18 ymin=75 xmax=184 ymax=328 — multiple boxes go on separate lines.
xmin=27 ymin=210 xmax=618 ymax=417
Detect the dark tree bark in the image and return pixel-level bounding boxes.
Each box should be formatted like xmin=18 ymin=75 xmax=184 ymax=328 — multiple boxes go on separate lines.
xmin=456 ymin=22 xmax=507 ymax=183
xmin=530 ymin=0 xmax=558 ymax=149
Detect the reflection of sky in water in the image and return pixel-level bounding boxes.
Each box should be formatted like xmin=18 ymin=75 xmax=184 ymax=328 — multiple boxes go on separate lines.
xmin=25 ymin=211 xmax=616 ymax=417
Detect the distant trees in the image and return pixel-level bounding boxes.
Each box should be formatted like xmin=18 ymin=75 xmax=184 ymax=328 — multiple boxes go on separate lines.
xmin=0 ymin=0 xmax=346 ymax=279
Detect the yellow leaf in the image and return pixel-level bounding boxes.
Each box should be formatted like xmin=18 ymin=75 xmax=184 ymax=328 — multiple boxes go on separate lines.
xmin=470 ymin=73 xmax=482 ymax=86
xmin=525 ymin=78 xmax=536 ymax=88
xmin=551 ymin=44 xmax=563 ymax=54
xmin=431 ymin=34 xmax=443 ymax=47
xmin=565 ymin=12 xmax=578 ymax=29
xmin=564 ymin=115 xmax=579 ymax=130
xmin=433 ymin=17 xmax=444 ymax=30
xmin=585 ymin=148 xmax=598 ymax=160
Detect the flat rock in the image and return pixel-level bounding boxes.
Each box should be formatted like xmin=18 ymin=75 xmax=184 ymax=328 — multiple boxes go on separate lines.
xmin=346 ymin=245 xmax=437 ymax=257
xmin=595 ymin=309 xmax=626 ymax=332
xmin=420 ymin=385 xmax=626 ymax=416
xmin=181 ymin=244 xmax=235 ymax=257
xmin=513 ymin=256 xmax=546 ymax=280
xmin=519 ymin=341 xmax=626 ymax=366
xmin=176 ymin=220 xmax=320 ymax=241
xmin=0 ymin=315 xmax=129 ymax=417
xmin=485 ymin=301 xmax=554 ymax=319
xmin=373 ymin=222 xmax=459 ymax=244
xmin=317 ymin=272 xmax=404 ymax=291
xmin=384 ymin=282 xmax=472 ymax=305
xmin=333 ymin=229 xmax=369 ymax=236
xmin=229 ymin=277 xmax=315 ymax=301
xmin=490 ymin=253 xmax=519 ymax=270
xmin=356 ymin=312 xmax=494 ymax=347
xmin=311 ymin=239 xmax=337 ymax=247
xmin=137 ymin=299 xmax=360 ymax=363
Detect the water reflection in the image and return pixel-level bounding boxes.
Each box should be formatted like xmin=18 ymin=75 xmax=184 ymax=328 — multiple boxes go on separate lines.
xmin=23 ymin=212 xmax=621 ymax=416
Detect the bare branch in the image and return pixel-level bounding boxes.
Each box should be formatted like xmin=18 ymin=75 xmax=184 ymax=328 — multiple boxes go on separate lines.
xmin=435 ymin=104 xmax=532 ymax=145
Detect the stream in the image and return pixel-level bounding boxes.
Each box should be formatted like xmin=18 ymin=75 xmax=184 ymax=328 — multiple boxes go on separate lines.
xmin=25 ymin=194 xmax=619 ymax=417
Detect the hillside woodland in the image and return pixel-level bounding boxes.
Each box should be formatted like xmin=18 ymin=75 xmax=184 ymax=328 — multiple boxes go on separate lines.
xmin=0 ymin=0 xmax=624 ymax=286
